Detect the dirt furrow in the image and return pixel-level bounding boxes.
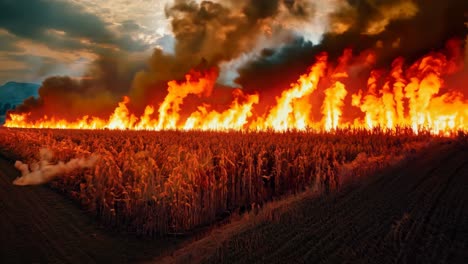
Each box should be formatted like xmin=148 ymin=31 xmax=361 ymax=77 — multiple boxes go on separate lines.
xmin=203 ymin=141 xmax=468 ymax=264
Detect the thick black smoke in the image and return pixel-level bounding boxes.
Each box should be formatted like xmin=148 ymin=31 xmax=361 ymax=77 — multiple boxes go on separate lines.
xmin=170 ymin=0 xmax=278 ymax=63
xmin=129 ymin=0 xmax=314 ymax=105
xmin=13 ymin=52 xmax=144 ymax=119
xmin=237 ymin=0 xmax=468 ymax=92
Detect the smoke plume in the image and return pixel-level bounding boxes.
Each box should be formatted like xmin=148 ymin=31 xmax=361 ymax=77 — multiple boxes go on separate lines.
xmin=8 ymin=0 xmax=468 ymax=122
xmin=236 ymin=0 xmax=467 ymax=93
xmin=129 ymin=0 xmax=321 ymax=104
xmin=13 ymin=51 xmax=144 ymax=119
xmin=13 ymin=149 xmax=98 ymax=186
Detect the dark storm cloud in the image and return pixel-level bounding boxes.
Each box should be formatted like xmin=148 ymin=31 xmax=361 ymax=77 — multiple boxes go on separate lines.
xmin=115 ymin=35 xmax=149 ymax=52
xmin=4 ymin=54 xmax=58 ymax=67
xmin=0 ymin=32 xmax=24 ymax=52
xmin=2 ymin=1 xmax=151 ymax=118
xmin=1 ymin=53 xmax=78 ymax=79
xmin=0 ymin=52 xmax=86 ymax=87
xmin=120 ymin=20 xmax=142 ymax=32
xmin=0 ymin=0 xmax=148 ymax=52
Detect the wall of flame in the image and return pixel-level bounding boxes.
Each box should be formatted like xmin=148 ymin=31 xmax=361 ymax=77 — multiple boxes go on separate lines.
xmin=5 ymin=47 xmax=467 ymax=135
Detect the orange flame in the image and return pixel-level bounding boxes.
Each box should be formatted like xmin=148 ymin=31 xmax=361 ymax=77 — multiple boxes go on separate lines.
xmin=184 ymin=90 xmax=259 ymax=131
xmin=5 ymin=48 xmax=468 ymax=135
xmin=252 ymin=54 xmax=327 ymax=131
xmin=323 ymin=81 xmax=347 ymax=131
xmin=157 ymin=70 xmax=217 ymax=130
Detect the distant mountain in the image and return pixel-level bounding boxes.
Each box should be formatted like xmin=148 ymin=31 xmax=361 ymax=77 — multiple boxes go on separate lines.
xmin=0 ymin=81 xmax=40 ymax=124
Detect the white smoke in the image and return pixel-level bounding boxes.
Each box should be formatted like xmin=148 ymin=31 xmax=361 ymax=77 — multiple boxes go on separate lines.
xmin=13 ymin=148 xmax=99 ymax=186
xmin=217 ymin=35 xmax=289 ymax=87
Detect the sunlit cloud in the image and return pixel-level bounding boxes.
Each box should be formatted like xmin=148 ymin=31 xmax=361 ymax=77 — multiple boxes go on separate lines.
xmin=0 ymin=0 xmax=161 ymax=83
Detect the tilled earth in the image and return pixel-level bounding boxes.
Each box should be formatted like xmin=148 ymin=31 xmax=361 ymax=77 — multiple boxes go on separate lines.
xmin=1 ymin=140 xmax=467 ymax=264
xmin=201 ymin=140 xmax=468 ymax=264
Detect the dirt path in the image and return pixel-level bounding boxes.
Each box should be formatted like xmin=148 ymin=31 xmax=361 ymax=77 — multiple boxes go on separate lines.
xmin=162 ymin=140 xmax=468 ymax=264
xmin=0 ymin=157 xmax=182 ymax=264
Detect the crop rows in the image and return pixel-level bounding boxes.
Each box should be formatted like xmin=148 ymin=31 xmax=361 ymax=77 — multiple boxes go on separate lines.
xmin=0 ymin=128 xmax=432 ymax=235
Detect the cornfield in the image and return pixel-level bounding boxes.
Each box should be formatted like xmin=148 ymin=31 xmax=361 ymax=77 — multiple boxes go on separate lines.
xmin=0 ymin=128 xmax=433 ymax=236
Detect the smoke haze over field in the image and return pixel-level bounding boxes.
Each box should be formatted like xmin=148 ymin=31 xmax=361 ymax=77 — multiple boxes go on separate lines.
xmin=13 ymin=148 xmax=98 ymax=186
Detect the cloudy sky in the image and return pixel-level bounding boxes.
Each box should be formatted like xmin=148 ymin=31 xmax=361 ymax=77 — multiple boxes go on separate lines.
xmin=2 ymin=0 xmax=465 ymax=87
xmin=0 ymin=0 xmax=349 ymax=86
xmin=0 ymin=0 xmax=176 ymax=84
